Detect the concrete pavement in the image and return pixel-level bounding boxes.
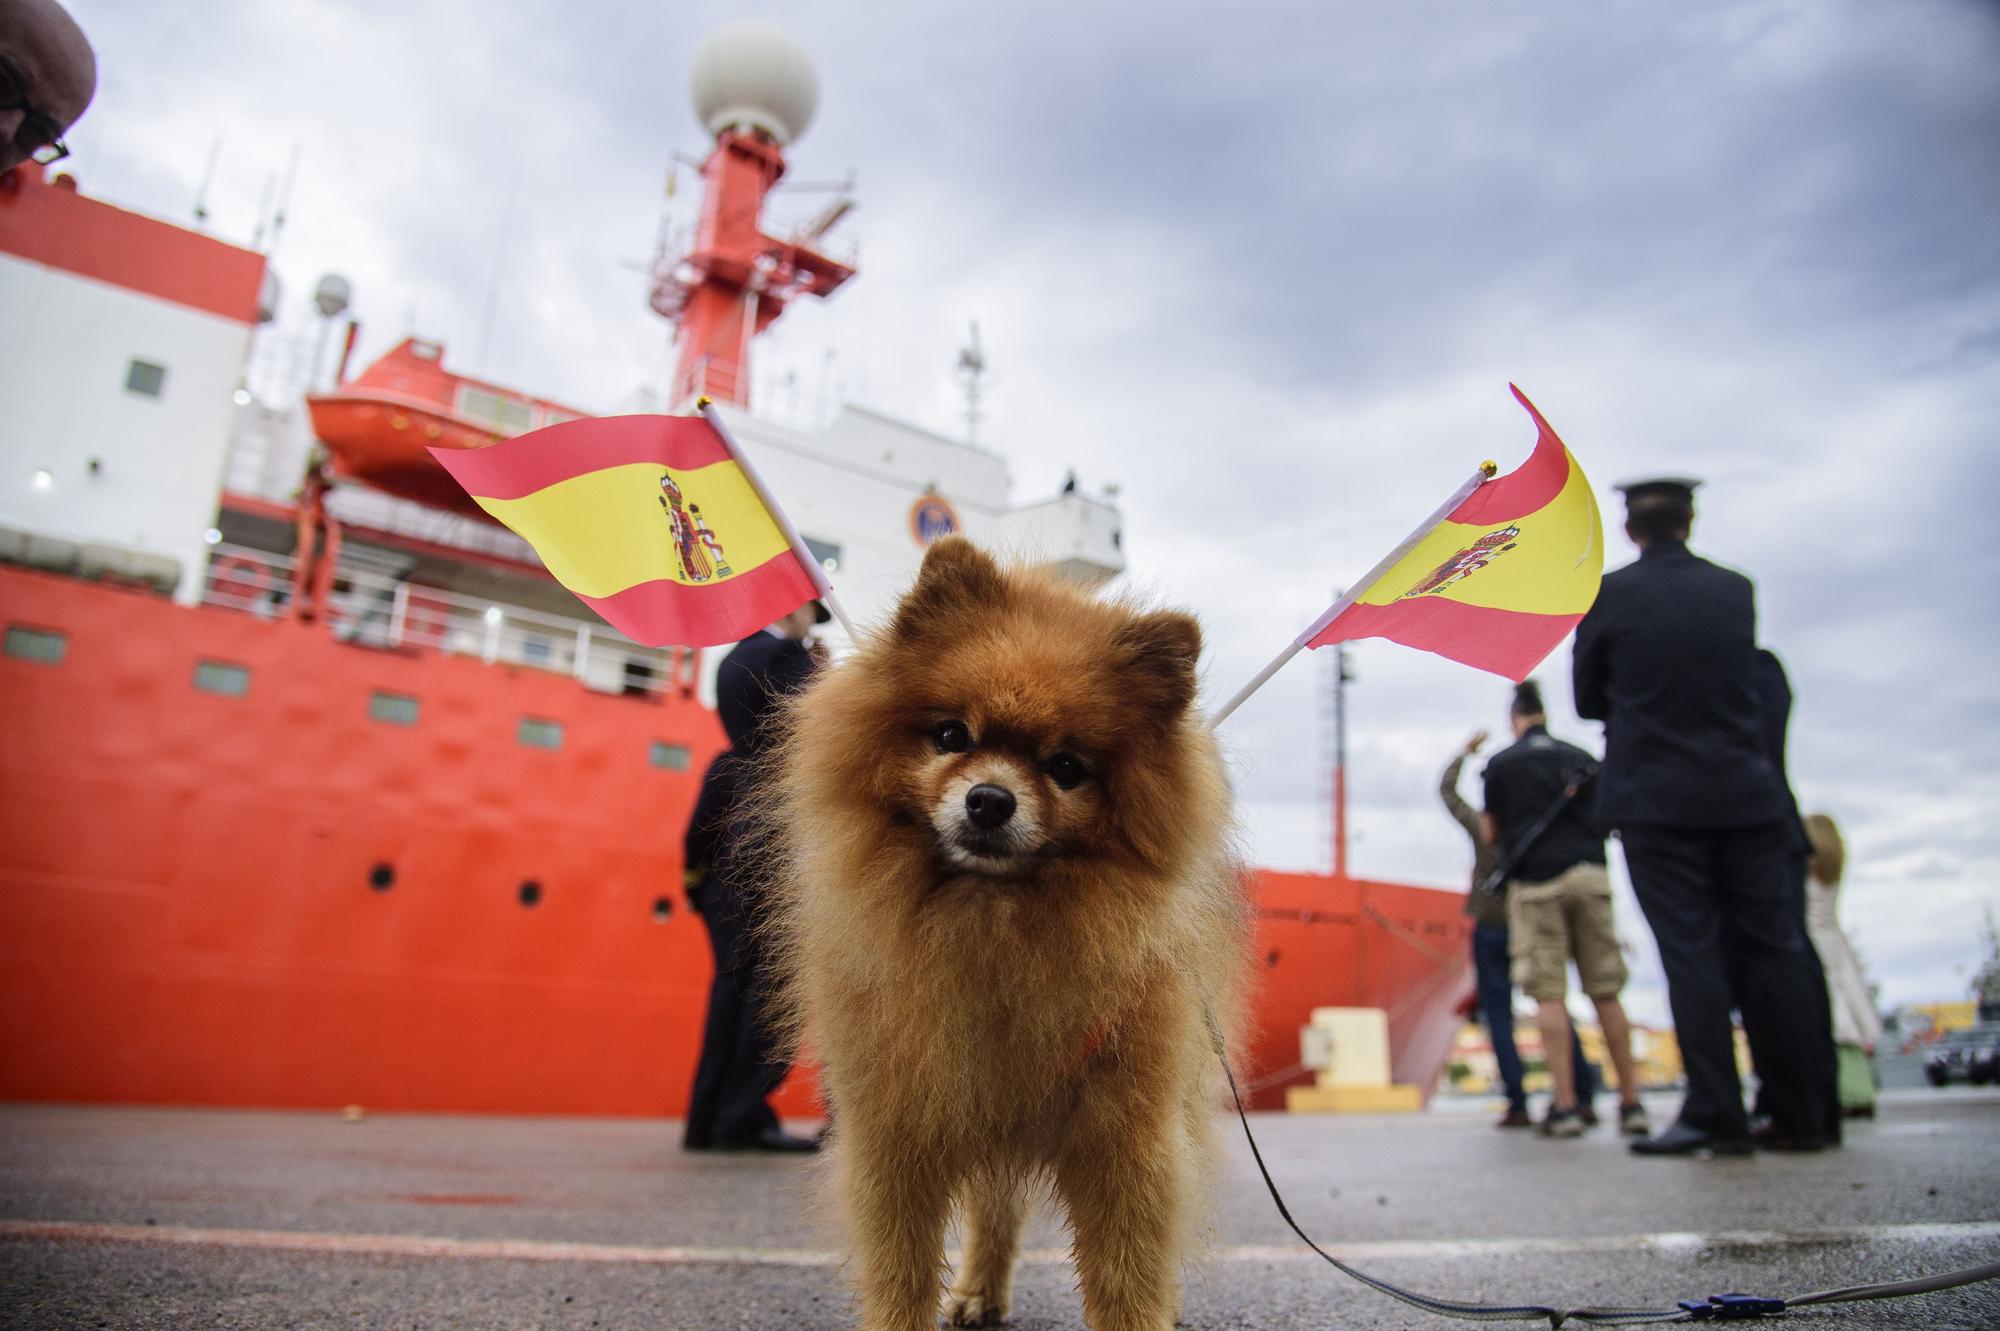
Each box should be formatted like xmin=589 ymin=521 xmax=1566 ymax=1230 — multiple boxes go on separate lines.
xmin=3 ymin=1088 xmax=1996 ymax=1329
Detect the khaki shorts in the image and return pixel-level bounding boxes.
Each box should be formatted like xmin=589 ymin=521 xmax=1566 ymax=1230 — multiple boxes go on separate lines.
xmin=1506 ymin=862 xmax=1627 ymax=1001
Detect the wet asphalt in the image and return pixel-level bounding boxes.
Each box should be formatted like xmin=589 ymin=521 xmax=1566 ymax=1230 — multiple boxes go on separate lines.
xmin=2 ymin=1087 xmax=1995 ymax=1330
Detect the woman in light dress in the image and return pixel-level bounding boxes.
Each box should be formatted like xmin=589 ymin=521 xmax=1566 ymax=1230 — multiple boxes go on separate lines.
xmin=1803 ymin=814 xmax=1882 ymax=1117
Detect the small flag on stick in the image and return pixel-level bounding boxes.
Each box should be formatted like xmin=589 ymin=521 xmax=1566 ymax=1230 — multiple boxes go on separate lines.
xmin=1210 ymin=386 xmax=1603 ymax=727
xmin=429 ymin=409 xmax=841 ymax=647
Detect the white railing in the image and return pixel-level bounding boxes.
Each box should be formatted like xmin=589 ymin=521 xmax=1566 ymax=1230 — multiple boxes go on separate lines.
xmin=197 ymin=542 xmax=698 ymax=698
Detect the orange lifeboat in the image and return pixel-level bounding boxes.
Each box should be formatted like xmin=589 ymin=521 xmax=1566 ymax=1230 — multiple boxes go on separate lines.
xmin=305 ymin=338 xmax=590 ymax=521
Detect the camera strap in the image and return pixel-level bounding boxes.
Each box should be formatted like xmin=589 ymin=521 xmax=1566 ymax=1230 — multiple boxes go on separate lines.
xmin=1477 ymin=756 xmax=1593 ymax=897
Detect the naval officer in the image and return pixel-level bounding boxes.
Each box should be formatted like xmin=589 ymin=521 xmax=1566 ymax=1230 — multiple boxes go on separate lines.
xmin=1573 ymin=477 xmax=1836 ymax=1155
xmin=682 ymin=599 xmax=830 ymax=1153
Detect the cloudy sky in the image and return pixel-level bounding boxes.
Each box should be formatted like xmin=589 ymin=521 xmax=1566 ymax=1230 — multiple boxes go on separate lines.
xmin=60 ymin=0 xmax=1999 ymax=1026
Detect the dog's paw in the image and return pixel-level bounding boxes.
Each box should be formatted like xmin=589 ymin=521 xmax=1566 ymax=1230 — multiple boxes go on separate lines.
xmin=942 ymin=1288 xmax=1008 ymax=1327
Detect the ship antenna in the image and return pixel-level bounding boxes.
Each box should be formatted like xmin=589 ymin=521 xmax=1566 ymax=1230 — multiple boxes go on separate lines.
xmin=957 ymin=321 xmax=988 ymax=446
xmin=250 ymin=173 xmax=276 ymax=251
xmin=266 ymin=142 xmax=303 ymax=255
xmin=476 ymin=173 xmax=523 ymax=371
xmin=193 ymin=136 xmax=222 ymax=231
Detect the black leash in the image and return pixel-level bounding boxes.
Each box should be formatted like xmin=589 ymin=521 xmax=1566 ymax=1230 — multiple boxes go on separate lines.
xmin=1201 ymin=1003 xmax=2000 ymax=1326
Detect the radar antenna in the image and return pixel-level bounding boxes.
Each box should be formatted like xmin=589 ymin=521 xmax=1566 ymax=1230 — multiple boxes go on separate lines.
xmin=957 ymin=321 xmax=988 ymax=446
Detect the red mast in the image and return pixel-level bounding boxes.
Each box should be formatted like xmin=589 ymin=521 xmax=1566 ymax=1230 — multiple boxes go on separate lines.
xmin=653 ymin=25 xmax=855 ymax=409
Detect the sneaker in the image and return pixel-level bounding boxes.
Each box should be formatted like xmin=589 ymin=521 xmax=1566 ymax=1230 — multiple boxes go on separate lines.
xmin=1618 ymin=1102 xmax=1650 ymax=1137
xmin=1541 ymin=1107 xmax=1586 ymax=1138
xmin=1578 ymin=1101 xmax=1600 ymax=1129
xmin=1495 ymin=1108 xmax=1534 ymax=1129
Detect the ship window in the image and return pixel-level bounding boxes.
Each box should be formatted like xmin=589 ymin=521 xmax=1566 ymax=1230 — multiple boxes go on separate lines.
xmin=3 ymin=625 xmax=66 ymax=665
xmin=803 ymin=535 xmax=842 ymax=574
xmin=622 ymin=657 xmax=656 ymax=697
xmin=518 ymin=880 xmax=542 ymax=907
xmin=369 ymin=691 xmax=421 ymax=726
xmin=517 ymin=716 xmax=564 ymax=750
xmin=193 ymin=660 xmax=251 ymax=697
xmin=125 ymin=358 xmax=168 ymax=398
xmin=651 ymin=896 xmax=673 ymax=923
xmin=457 ymin=386 xmax=535 ymax=436
xmin=649 ymin=740 xmax=692 ymax=771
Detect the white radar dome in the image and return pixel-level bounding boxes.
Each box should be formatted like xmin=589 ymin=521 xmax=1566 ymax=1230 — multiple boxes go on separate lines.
xmin=313 ymin=272 xmax=352 ymax=318
xmin=689 ymin=23 xmax=819 ymax=148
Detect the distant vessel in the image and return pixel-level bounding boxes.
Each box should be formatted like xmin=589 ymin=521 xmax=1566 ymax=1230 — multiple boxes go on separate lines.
xmin=0 ymin=25 xmax=1470 ymax=1117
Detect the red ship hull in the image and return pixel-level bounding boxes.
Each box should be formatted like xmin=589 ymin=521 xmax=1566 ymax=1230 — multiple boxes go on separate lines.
xmin=0 ymin=565 xmax=1471 ymax=1117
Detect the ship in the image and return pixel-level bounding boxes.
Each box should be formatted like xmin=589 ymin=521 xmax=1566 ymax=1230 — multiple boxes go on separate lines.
xmin=0 ymin=26 xmax=1471 ymax=1118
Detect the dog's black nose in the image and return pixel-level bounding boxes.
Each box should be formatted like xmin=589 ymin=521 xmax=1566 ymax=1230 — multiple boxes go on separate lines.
xmin=964 ymin=784 xmax=1016 ymax=830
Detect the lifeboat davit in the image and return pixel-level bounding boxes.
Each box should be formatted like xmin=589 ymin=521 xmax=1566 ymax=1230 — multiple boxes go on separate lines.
xmin=305 ymin=338 xmax=590 ymax=521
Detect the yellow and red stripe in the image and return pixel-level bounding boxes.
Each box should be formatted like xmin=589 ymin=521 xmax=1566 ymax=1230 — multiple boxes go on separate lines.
xmin=430 ymin=415 xmax=820 ymax=647
xmin=1306 ymin=387 xmax=1603 ymax=681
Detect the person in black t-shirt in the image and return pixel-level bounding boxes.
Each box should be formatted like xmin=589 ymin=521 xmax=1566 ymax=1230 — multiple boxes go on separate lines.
xmin=1483 ymin=680 xmax=1647 ymax=1139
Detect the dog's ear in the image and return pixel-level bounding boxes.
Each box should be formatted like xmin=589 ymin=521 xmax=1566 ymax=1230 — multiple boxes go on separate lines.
xmin=892 ymin=537 xmax=1008 ymax=639
xmin=1114 ymin=610 xmax=1202 ymax=722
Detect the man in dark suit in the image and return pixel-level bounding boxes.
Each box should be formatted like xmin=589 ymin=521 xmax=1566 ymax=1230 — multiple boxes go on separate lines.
xmin=1574 ymin=478 xmax=1835 ymax=1155
xmin=682 ymin=599 xmax=828 ymax=1152
xmin=1748 ymin=647 xmax=1842 ymax=1146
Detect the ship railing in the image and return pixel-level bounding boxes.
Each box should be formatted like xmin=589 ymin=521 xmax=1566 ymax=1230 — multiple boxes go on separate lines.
xmin=198 ymin=541 xmax=699 ymax=698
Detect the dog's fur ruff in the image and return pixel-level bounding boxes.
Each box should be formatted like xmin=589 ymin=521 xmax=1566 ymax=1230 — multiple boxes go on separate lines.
xmin=759 ymin=537 xmax=1250 ymax=1331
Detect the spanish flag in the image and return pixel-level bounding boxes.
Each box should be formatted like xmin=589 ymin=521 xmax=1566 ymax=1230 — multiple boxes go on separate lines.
xmin=429 ymin=413 xmax=826 ymax=647
xmin=1300 ymin=386 xmax=1602 ymax=681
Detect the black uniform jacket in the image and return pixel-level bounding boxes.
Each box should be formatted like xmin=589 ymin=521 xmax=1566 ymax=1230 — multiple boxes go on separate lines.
xmin=715 ymin=630 xmax=814 ymax=753
xmin=684 ymin=630 xmax=817 ymax=919
xmin=1572 ymin=540 xmax=1787 ymax=830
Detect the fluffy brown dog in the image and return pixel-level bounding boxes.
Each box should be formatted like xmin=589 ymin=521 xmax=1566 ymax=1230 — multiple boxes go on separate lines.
xmin=763 ymin=537 xmax=1249 ymax=1331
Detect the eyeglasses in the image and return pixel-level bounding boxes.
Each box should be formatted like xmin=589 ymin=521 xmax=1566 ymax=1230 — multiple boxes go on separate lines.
xmin=0 ymin=53 xmax=71 ymax=167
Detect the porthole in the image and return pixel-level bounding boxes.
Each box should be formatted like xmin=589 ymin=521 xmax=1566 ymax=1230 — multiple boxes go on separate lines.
xmin=517 ymin=717 xmax=563 ymax=750
xmin=518 ymin=880 xmax=542 ymax=908
xmin=651 ymin=897 xmax=673 ymax=923
xmin=368 ymin=691 xmax=420 ymax=726
xmin=369 ymin=863 xmax=395 ymax=892
xmin=3 ymin=625 xmax=66 ymax=665
xmin=193 ymin=660 xmax=251 ymax=697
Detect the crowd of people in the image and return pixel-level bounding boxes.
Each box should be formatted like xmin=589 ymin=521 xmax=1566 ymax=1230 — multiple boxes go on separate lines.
xmin=1444 ymin=476 xmax=1878 ymax=1153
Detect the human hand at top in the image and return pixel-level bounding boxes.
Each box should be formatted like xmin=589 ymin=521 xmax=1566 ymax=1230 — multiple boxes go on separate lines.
xmin=1464 ymin=729 xmax=1488 ymax=757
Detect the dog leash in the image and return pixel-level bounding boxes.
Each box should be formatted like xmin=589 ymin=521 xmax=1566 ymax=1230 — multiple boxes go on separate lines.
xmin=1199 ymin=1001 xmax=2000 ymax=1326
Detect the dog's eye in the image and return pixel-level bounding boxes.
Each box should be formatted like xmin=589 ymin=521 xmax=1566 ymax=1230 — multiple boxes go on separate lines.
xmin=1045 ymin=752 xmax=1087 ymax=789
xmin=933 ymin=720 xmax=972 ymax=754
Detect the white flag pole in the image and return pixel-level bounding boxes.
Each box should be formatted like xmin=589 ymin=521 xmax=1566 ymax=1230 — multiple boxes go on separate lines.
xmin=699 ymin=398 xmax=862 ymax=643
xmin=1207 ymin=461 xmax=1496 ymax=731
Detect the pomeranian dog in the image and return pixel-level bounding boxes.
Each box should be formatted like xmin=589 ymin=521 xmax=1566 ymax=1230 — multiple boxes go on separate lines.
xmin=762 ymin=537 xmax=1249 ymax=1331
